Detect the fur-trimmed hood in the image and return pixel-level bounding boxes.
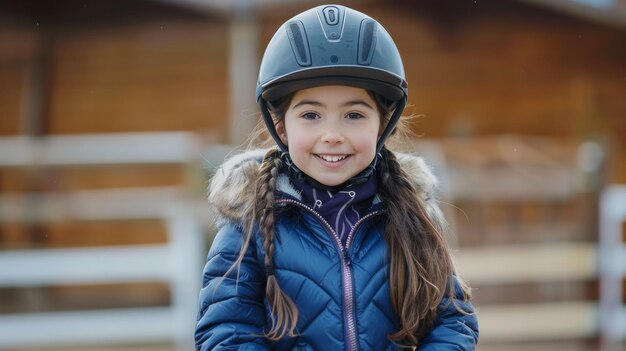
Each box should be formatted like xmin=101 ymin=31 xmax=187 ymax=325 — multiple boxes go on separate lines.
xmin=208 ymin=148 xmax=446 ymax=229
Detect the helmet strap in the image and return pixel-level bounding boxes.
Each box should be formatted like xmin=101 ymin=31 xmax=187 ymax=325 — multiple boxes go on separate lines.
xmin=376 ymin=95 xmax=406 ymax=154
xmin=259 ymin=98 xmax=289 ymax=153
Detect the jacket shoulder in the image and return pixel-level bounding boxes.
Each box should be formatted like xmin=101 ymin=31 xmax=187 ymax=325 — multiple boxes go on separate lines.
xmin=208 ymin=149 xmax=268 ymax=226
xmin=394 ymin=152 xmax=439 ymax=202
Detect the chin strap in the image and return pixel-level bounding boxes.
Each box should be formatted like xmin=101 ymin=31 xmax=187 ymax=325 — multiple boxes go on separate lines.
xmin=259 ymin=98 xmax=289 ymax=153
xmin=376 ymin=95 xmax=406 ymax=154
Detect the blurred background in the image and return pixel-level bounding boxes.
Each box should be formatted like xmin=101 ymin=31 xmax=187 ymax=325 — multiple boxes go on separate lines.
xmin=0 ymin=0 xmax=625 ymax=350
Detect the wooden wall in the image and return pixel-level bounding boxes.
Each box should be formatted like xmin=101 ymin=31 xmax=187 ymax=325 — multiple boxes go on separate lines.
xmin=0 ymin=8 xmax=224 ymax=311
xmin=46 ymin=21 xmax=229 ymax=135
xmin=0 ymin=1 xmax=624 ymax=341
xmin=0 ymin=8 xmax=229 ymax=190
xmin=0 ymin=17 xmax=36 ymax=135
xmin=0 ymin=2 xmax=622 ymax=243
xmin=384 ymin=1 xmax=624 ymax=181
xmin=262 ymin=0 xmax=626 ymax=181
xmin=1 ymin=0 xmax=622 ymax=256
xmin=0 ymin=12 xmax=230 ymax=137
xmin=3 ymin=0 xmax=623 ymax=168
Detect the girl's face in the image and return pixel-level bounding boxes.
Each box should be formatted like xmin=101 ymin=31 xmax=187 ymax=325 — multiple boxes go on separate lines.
xmin=277 ymin=85 xmax=381 ymax=187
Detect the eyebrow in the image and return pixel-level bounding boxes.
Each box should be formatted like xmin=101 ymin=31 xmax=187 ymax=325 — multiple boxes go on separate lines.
xmin=291 ymin=99 xmax=375 ymax=110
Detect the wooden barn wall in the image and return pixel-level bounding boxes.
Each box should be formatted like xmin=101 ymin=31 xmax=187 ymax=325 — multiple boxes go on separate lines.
xmin=263 ymin=1 xmax=626 ymax=181
xmin=45 ymin=20 xmax=230 ymax=136
xmin=4 ymin=2 xmax=623 ymax=176
xmin=382 ymin=1 xmax=625 ymax=181
xmin=1 ymin=15 xmax=229 ymax=191
xmin=2 ymin=16 xmax=232 ymax=137
xmin=0 ymin=2 xmax=622 ymax=242
xmin=0 ymin=15 xmax=227 ymax=250
xmin=0 ymin=19 xmax=36 ymax=136
xmin=0 ymin=1 xmax=624 ymax=342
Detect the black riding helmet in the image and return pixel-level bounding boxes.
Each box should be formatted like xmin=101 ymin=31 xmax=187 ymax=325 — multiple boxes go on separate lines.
xmin=256 ymin=4 xmax=408 ymax=154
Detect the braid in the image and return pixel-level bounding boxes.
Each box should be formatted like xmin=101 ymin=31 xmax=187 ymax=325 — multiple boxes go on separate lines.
xmin=378 ymin=148 xmax=462 ymax=346
xmin=256 ymin=149 xmax=299 ymax=340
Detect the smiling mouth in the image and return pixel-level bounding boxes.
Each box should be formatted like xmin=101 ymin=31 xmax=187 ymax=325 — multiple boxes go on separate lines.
xmin=315 ymin=154 xmax=349 ymax=163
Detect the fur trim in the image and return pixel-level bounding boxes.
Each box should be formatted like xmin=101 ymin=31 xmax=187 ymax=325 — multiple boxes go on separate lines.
xmin=394 ymin=153 xmax=447 ymax=233
xmin=208 ymin=148 xmax=446 ymax=230
xmin=207 ymin=149 xmax=265 ymax=226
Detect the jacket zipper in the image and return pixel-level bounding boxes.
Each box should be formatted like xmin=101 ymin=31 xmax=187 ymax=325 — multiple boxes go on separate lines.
xmin=276 ymin=198 xmax=382 ymax=351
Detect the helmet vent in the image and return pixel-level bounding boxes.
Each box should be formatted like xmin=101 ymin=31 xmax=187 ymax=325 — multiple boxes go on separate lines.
xmin=358 ymin=19 xmax=377 ymax=65
xmin=323 ymin=6 xmax=339 ymax=25
xmin=286 ymin=21 xmax=312 ymax=67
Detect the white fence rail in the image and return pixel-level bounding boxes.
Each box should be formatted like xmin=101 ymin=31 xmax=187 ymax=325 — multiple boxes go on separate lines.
xmin=599 ymin=185 xmax=626 ymax=350
xmin=0 ymin=132 xmax=198 ymax=166
xmin=453 ymin=184 xmax=625 ymax=348
xmin=0 ymin=132 xmax=220 ymax=350
xmin=455 ymin=243 xmax=600 ymax=343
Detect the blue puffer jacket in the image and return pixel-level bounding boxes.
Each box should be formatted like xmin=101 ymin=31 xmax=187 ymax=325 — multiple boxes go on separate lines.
xmin=196 ymin=149 xmax=479 ymax=351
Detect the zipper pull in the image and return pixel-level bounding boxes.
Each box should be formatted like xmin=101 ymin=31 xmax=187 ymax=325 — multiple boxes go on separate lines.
xmin=343 ymin=249 xmax=351 ymax=266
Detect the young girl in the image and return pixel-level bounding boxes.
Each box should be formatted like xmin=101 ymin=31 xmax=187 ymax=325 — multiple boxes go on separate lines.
xmin=196 ymin=4 xmax=478 ymax=351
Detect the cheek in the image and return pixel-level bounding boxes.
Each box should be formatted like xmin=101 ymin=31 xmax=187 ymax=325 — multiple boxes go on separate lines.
xmin=285 ymin=128 xmax=316 ymax=164
xmin=355 ymin=126 xmax=380 ymax=152
xmin=286 ymin=133 xmax=308 ymax=153
xmin=283 ymin=120 xmax=308 ymax=145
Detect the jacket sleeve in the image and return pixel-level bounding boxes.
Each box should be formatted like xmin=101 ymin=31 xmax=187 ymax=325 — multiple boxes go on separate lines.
xmin=418 ymin=276 xmax=479 ymax=351
xmin=195 ymin=223 xmax=271 ymax=351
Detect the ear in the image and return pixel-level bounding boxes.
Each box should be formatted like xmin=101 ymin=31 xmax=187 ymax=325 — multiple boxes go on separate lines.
xmin=275 ymin=121 xmax=288 ymax=146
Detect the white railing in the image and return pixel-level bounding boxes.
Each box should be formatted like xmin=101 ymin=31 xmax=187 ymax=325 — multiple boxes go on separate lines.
xmin=599 ymin=185 xmax=626 ymax=351
xmin=0 ymin=196 xmax=204 ymax=349
xmin=455 ymin=243 xmax=599 ymax=342
xmin=0 ymin=132 xmax=197 ymax=166
xmin=0 ymin=132 xmax=228 ymax=350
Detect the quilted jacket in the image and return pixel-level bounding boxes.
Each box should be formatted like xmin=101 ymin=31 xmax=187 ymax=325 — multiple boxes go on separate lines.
xmin=195 ymin=149 xmax=479 ymax=351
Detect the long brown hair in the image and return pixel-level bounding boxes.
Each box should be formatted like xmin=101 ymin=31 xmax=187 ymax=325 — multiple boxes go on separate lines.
xmin=231 ymin=89 xmax=472 ymax=345
xmin=377 ymin=146 xmax=473 ymax=345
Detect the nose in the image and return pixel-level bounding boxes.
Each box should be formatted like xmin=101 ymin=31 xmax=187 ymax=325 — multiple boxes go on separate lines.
xmin=320 ymin=125 xmax=345 ymax=144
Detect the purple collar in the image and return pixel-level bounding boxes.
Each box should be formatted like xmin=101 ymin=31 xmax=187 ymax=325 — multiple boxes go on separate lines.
xmin=291 ymin=172 xmax=378 ymax=244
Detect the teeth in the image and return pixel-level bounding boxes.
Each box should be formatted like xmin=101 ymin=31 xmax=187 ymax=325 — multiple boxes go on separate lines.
xmin=318 ymin=154 xmax=347 ymax=163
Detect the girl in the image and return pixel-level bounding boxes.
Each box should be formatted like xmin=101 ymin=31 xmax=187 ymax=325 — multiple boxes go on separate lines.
xmin=196 ymin=4 xmax=478 ymax=351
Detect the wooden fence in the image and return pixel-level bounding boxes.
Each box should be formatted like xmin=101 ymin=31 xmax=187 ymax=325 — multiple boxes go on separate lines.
xmin=0 ymin=132 xmax=226 ymax=350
